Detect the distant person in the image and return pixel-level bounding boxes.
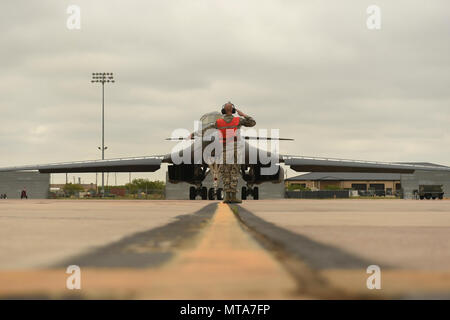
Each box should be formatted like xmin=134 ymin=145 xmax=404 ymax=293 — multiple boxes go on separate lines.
xmin=20 ymin=188 xmax=28 ymax=199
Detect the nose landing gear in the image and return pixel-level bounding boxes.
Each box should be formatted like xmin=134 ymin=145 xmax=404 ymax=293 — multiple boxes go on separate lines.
xmin=208 ymin=188 xmax=224 ymax=200
xmin=206 ymin=163 xmax=223 ymax=200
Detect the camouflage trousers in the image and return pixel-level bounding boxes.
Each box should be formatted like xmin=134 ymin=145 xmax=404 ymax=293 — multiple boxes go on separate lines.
xmin=219 ymin=146 xmax=240 ymax=193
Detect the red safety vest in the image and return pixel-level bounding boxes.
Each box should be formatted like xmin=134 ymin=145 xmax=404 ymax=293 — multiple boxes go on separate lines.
xmin=216 ymin=117 xmax=240 ymax=143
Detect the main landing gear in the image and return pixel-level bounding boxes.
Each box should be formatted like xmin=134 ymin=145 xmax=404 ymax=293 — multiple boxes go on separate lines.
xmin=241 ymin=185 xmax=259 ymax=200
xmin=189 ymin=186 xmax=207 ymax=200
xmin=189 ymin=185 xmax=224 ymax=200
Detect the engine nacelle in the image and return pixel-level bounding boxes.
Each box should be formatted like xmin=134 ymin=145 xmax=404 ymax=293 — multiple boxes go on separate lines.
xmin=168 ymin=164 xmax=206 ymax=184
xmin=242 ymin=164 xmax=283 ymax=185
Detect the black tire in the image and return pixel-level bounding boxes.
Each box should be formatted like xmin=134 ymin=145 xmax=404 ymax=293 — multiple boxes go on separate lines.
xmin=252 ymin=187 xmax=259 ymax=200
xmin=201 ymin=187 xmax=208 ymax=200
xmin=439 ymin=194 xmax=444 ymax=200
xmin=432 ymin=196 xmax=436 ymax=200
xmin=189 ymin=186 xmax=196 ymax=200
xmin=208 ymin=188 xmax=215 ymax=200
xmin=420 ymin=195 xmax=424 ymax=200
xmin=217 ymin=188 xmax=224 ymax=200
xmin=241 ymin=187 xmax=247 ymax=200
xmin=425 ymin=194 xmax=431 ymax=200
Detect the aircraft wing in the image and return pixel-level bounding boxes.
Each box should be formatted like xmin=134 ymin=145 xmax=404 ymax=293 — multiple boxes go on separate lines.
xmin=0 ymin=155 xmax=166 ymax=173
xmin=281 ymin=155 xmax=450 ymax=173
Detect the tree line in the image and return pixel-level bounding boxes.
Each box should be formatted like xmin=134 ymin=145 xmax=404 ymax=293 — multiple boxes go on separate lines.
xmin=62 ymin=178 xmax=165 ymax=196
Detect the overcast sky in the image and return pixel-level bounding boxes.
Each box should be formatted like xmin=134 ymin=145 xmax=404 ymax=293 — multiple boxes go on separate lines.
xmin=1 ymin=0 xmax=449 ymax=184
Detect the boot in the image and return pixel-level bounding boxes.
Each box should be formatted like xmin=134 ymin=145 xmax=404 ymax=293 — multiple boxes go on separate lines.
xmin=230 ymin=192 xmax=242 ymax=203
xmin=223 ymin=192 xmax=232 ymax=203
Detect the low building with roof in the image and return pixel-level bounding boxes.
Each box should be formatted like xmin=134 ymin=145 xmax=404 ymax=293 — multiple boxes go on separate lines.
xmin=286 ymin=172 xmax=402 ymax=195
xmin=286 ymin=162 xmax=450 ymax=198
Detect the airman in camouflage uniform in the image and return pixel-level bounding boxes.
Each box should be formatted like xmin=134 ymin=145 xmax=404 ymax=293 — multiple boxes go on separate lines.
xmin=215 ymin=102 xmax=256 ymax=203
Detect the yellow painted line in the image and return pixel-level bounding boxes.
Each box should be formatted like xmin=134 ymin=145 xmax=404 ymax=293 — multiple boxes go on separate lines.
xmin=0 ymin=203 xmax=300 ymax=299
xmin=152 ymin=203 xmax=299 ymax=299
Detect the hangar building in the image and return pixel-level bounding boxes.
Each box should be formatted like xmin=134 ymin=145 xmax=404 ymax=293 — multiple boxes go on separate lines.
xmin=0 ymin=172 xmax=50 ymax=199
xmin=401 ymin=170 xmax=450 ymax=199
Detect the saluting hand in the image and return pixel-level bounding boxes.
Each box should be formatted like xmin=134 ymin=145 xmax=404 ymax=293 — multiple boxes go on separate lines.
xmin=236 ymin=109 xmax=247 ymax=117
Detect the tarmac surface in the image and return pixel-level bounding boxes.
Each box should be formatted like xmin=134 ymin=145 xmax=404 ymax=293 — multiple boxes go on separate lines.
xmin=0 ymin=199 xmax=449 ymax=299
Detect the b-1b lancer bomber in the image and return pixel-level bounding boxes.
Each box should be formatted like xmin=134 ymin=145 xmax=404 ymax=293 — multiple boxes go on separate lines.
xmin=1 ymin=111 xmax=449 ymax=200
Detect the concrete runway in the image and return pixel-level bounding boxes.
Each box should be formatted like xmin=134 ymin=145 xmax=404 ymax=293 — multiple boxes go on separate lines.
xmin=0 ymin=199 xmax=449 ymax=299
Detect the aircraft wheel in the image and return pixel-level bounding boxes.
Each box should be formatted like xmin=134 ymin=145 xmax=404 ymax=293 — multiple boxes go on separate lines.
xmin=252 ymin=187 xmax=259 ymax=200
xmin=217 ymin=188 xmax=224 ymax=200
xmin=201 ymin=187 xmax=208 ymax=200
xmin=208 ymin=188 xmax=215 ymax=200
xmin=189 ymin=186 xmax=196 ymax=200
xmin=241 ymin=187 xmax=247 ymax=200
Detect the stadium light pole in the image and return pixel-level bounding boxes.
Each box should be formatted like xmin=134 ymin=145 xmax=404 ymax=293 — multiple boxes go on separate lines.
xmin=91 ymin=72 xmax=115 ymax=197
